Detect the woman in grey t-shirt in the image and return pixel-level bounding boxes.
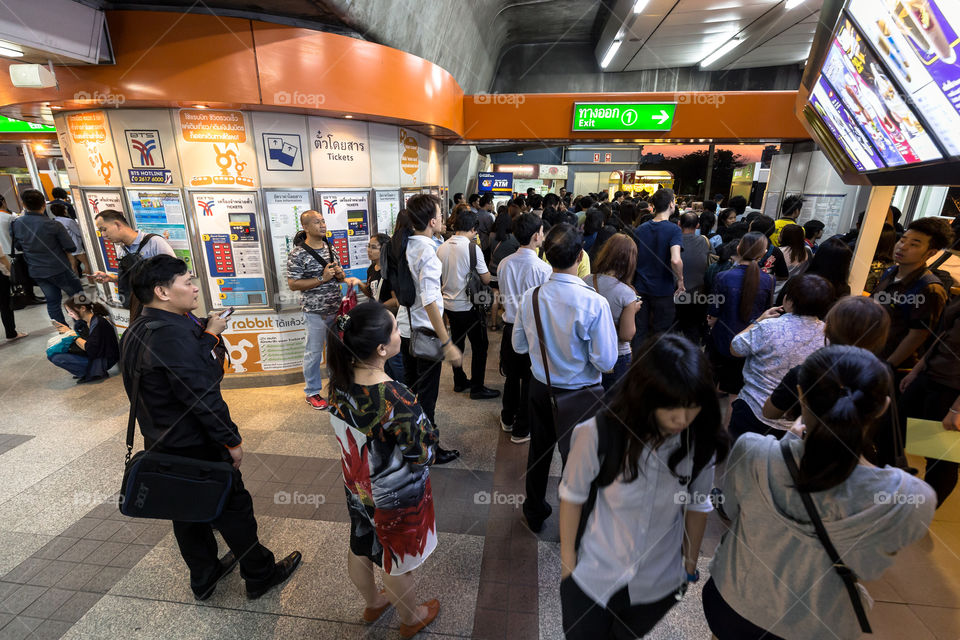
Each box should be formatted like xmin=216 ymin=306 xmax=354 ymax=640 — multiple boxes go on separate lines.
xmin=584 ymin=233 xmax=639 ymax=391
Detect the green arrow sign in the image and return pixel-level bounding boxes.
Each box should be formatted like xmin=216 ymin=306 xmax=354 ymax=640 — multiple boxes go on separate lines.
xmin=572 ymin=102 xmax=677 ymax=132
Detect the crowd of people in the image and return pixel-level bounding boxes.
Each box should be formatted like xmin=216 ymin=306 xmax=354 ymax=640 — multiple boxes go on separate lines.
xmin=5 ymin=181 xmax=960 ymax=638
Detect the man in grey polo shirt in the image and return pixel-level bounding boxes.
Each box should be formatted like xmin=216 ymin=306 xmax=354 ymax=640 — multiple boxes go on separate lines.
xmin=93 ymin=209 xmax=175 ymax=308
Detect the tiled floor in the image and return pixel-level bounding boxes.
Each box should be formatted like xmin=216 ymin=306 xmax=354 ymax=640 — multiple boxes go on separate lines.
xmin=2 ymin=301 xmax=960 ymax=638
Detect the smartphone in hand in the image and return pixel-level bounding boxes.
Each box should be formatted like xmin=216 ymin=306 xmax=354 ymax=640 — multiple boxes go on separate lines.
xmin=219 ymin=307 xmax=235 ymax=319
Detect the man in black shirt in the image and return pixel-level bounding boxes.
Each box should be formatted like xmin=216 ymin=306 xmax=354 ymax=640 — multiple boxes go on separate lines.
xmin=121 ymin=255 xmax=301 ymax=601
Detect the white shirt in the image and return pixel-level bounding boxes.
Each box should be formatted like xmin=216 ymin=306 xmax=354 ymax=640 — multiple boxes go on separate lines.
xmin=436 ymin=235 xmax=488 ymax=313
xmin=497 ymin=247 xmax=551 ymax=324
xmin=560 ymin=417 xmax=714 ymax=607
xmin=405 ymin=234 xmax=443 ymax=331
xmin=0 ymin=211 xmax=15 ymax=255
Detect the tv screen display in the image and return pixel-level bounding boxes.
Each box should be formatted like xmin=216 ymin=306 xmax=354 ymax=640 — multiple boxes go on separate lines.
xmin=809 ymin=74 xmax=885 ymax=171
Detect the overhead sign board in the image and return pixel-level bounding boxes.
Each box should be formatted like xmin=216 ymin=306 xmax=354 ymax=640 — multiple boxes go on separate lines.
xmin=478 ymin=171 xmax=513 ymax=193
xmin=572 ymin=102 xmax=677 ymax=132
xmin=0 ymin=116 xmax=55 ymax=133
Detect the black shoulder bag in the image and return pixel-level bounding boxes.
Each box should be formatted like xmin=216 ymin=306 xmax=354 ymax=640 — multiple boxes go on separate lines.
xmin=119 ymin=322 xmax=235 ymax=522
xmin=464 ymin=240 xmax=492 ymax=310
xmin=779 ymin=439 xmax=872 ymax=633
xmin=532 ymin=285 xmax=605 ymax=462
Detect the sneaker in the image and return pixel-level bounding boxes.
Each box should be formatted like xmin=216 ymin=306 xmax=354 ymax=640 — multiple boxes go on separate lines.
xmin=510 ymin=433 xmax=531 ymax=444
xmin=246 ymin=551 xmax=303 ymax=600
xmin=305 ymin=394 xmax=329 ymax=410
xmin=500 ymin=416 xmax=514 ymax=432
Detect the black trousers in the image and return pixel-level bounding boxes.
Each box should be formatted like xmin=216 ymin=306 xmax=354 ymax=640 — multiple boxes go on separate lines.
xmin=674 ymin=288 xmax=707 ymax=345
xmin=447 ymin=307 xmax=488 ymax=390
xmin=500 ymin=322 xmax=532 ymax=437
xmin=900 ymin=372 xmax=960 ymax=507
xmin=403 ymin=336 xmax=443 ymax=426
xmin=155 ymin=444 xmax=276 ymax=592
xmin=0 ymin=272 xmax=16 ymax=339
xmin=632 ymin=294 xmax=676 ymax=350
xmin=702 ymin=577 xmax=785 ymax=640
xmin=728 ymin=398 xmax=784 ymax=441
xmin=561 ymin=576 xmax=679 ymax=640
xmin=523 ymin=379 xmax=575 ymax=523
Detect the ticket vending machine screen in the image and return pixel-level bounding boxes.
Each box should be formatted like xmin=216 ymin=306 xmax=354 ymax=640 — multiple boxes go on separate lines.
xmin=229 ymin=213 xmax=258 ymax=241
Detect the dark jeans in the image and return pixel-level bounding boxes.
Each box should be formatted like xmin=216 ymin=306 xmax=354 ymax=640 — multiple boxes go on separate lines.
xmin=632 ymin=293 xmax=675 ymax=350
xmin=675 ymin=289 xmax=707 ymax=344
xmin=702 ymin=577 xmax=785 ymax=640
xmin=561 ymin=576 xmax=679 ymax=640
xmin=48 ymin=352 xmax=89 ymax=378
xmin=900 ymin=372 xmax=960 ymax=507
xmin=403 ymin=336 xmax=443 ymax=426
xmin=35 ymin=270 xmax=83 ymax=324
xmin=0 ymin=272 xmax=16 ymax=338
xmin=447 ymin=307 xmax=488 ymax=390
xmin=728 ymin=398 xmax=785 ymax=441
xmin=602 ymin=352 xmax=631 ymax=392
xmin=524 ymin=378 xmax=578 ymax=524
xmin=500 ymin=321 xmax=531 ymax=437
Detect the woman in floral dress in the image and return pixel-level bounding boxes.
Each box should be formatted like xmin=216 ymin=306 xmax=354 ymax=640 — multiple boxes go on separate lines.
xmin=327 ymin=301 xmax=440 ymax=637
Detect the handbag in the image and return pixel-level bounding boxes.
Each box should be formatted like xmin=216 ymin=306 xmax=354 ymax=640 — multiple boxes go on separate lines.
xmin=531 ymin=285 xmax=605 ymax=457
xmin=119 ymin=323 xmax=235 ymax=522
xmin=408 ymin=308 xmax=444 ymax=361
xmin=338 ymin=284 xmax=358 ymax=318
xmin=779 ymin=439 xmax=872 ymax=633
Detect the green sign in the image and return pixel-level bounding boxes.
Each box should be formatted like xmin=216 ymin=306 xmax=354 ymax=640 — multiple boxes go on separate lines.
xmin=572 ymin=102 xmax=677 ymax=132
xmin=0 ymin=116 xmax=55 ymax=133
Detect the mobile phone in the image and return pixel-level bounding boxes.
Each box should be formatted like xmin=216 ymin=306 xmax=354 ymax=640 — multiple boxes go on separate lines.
xmin=219 ymin=307 xmax=235 ymax=319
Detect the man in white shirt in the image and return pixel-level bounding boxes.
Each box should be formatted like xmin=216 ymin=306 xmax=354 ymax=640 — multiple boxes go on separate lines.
xmin=437 ymin=209 xmax=499 ymax=400
xmin=0 ymin=209 xmax=15 ymax=256
xmin=496 ymin=213 xmax=551 ymax=444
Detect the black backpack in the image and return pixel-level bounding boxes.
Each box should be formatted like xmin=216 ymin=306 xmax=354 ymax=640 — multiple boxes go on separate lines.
xmin=381 ymin=233 xmax=417 ymax=307
xmin=117 ymin=234 xmax=159 ymax=309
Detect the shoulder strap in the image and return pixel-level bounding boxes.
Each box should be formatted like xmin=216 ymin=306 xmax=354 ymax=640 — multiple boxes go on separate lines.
xmin=123 ymin=321 xmax=161 ymax=464
xmin=592 ymin=274 xmax=599 ymax=292
xmin=931 ymin=251 xmax=952 ymax=270
xmin=779 ymin=439 xmax=872 ymax=633
xmin=469 ymin=238 xmax=477 ymax=274
xmin=532 ymin=285 xmax=553 ymax=391
xmin=133 ymin=233 xmax=159 ymax=256
xmin=301 ymin=242 xmax=329 ymax=270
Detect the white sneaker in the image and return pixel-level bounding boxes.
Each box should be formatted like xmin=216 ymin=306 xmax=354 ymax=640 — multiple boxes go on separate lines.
xmin=499 ymin=417 xmax=513 ymax=432
xmin=510 ymin=433 xmax=531 ymax=444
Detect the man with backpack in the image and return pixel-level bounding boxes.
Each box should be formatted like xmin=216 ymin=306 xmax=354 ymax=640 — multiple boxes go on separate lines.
xmin=93 ymin=209 xmax=176 ymax=309
xmin=287 ymin=209 xmax=359 ymax=411
xmin=11 ymin=189 xmax=85 ymax=324
xmin=872 ymin=217 xmax=954 ymax=370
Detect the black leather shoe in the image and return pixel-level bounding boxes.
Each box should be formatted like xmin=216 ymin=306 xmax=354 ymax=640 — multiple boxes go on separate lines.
xmin=246 ymin=551 xmax=303 ymax=600
xmin=192 ymin=551 xmax=238 ymax=601
xmin=453 ymin=380 xmax=471 ymax=393
xmin=470 ymin=386 xmax=501 ymax=400
xmin=434 ymin=446 xmax=461 ymax=465
xmin=524 ymin=503 xmax=553 ymax=534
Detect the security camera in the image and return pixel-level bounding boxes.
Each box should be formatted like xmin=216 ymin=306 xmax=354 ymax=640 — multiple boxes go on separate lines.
xmin=9 ymin=64 xmax=57 ymax=89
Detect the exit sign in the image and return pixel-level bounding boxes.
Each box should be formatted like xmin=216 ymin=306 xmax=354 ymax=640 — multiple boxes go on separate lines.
xmin=572 ymin=102 xmax=677 ymax=132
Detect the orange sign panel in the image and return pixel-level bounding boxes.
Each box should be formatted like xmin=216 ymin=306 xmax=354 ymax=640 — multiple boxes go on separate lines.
xmin=179 ymin=110 xmax=247 ymax=143
xmin=67 ymin=112 xmax=107 ymax=143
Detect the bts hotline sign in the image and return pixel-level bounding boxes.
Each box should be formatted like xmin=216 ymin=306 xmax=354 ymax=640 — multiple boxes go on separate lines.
xmin=478 ymin=172 xmax=513 ymax=193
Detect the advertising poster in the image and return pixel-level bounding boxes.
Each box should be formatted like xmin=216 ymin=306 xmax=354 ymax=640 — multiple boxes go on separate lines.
xmin=375 ymin=189 xmax=401 ymax=235
xmin=370 ymin=122 xmax=402 ymax=188
xmin=824 ymin=22 xmax=942 ymax=166
xmin=83 ymin=190 xmax=125 ymax=274
xmin=176 ymin=110 xmax=259 ymax=189
xmin=220 ymin=312 xmax=307 ymax=373
xmin=308 ymin=117 xmax=372 ymax=188
xmin=107 ymin=109 xmax=181 ymax=186
xmin=66 ymin=111 xmax=121 ymax=187
xmin=478 ymin=172 xmax=514 ymax=193
xmin=55 ymin=115 xmax=80 ymax=186
xmin=126 ymin=190 xmax=194 ymax=272
xmin=809 ymin=75 xmax=885 ymax=171
xmin=398 ymin=127 xmax=421 ymax=187
xmin=317 ymin=190 xmax=371 ymax=279
xmin=191 ymin=192 xmax=268 ymax=308
xmin=849 ymin=0 xmax=960 ymax=156
xmin=252 ymin=112 xmax=311 ymax=188
xmin=264 ymin=190 xmax=312 ymax=306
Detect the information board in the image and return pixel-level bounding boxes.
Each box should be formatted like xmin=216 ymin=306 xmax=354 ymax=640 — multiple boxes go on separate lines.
xmin=127 ymin=190 xmax=194 ymax=273
xmin=191 ymin=192 xmax=268 ymax=308
xmin=264 ymin=190 xmax=312 ymax=306
xmin=316 ymin=190 xmax=371 ymax=280
xmin=800 ymin=193 xmax=847 ymax=238
xmin=375 ymin=189 xmax=401 ymax=235
xmin=571 ymin=102 xmax=676 ymax=131
xmin=220 ymin=312 xmax=306 ymax=373
xmin=83 ymin=190 xmax=125 ymax=274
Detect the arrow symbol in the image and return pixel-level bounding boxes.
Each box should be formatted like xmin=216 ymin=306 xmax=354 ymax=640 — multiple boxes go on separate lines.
xmin=652 ymin=109 xmax=670 ymax=124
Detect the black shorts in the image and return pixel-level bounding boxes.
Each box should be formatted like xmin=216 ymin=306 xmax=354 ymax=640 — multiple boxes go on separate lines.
xmin=702 ymin=578 xmax=785 ymax=640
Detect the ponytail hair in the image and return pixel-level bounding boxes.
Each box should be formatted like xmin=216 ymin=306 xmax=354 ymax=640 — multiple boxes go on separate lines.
xmin=326 ymin=302 xmax=395 ymax=398
xmin=795 ymin=345 xmax=891 ymax=492
xmin=65 ymin=293 xmax=111 ymax=321
xmin=736 ymin=232 xmax=768 ymax=324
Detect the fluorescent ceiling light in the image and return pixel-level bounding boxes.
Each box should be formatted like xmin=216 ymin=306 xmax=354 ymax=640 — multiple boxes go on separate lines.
xmin=633 ymin=0 xmax=650 ymax=13
xmin=0 ymin=45 xmax=23 ymax=58
xmin=700 ymin=38 xmax=742 ymax=68
xmin=785 ymin=0 xmax=806 ymax=9
xmin=601 ymin=40 xmax=622 ymax=68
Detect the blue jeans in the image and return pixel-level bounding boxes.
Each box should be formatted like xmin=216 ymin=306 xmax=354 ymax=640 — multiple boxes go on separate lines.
xmin=48 ymin=352 xmax=90 ymax=378
xmin=602 ymin=352 xmax=632 ymax=392
xmin=384 ymin=352 xmax=405 ymax=382
xmin=303 ymin=312 xmax=335 ymax=396
xmin=35 ymin=270 xmax=84 ymax=324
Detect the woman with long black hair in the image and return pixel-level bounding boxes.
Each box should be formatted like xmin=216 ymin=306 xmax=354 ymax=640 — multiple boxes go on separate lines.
xmin=558 ymin=334 xmax=729 ymax=639
xmin=326 ymin=302 xmax=440 ymax=637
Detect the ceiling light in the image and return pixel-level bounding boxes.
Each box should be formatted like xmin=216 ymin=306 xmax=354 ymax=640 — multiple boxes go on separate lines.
xmin=601 ymin=40 xmax=622 ymax=69
xmin=192 ymin=104 xmax=208 ymax=109
xmin=785 ymin=0 xmax=806 ymax=9
xmin=344 ymin=114 xmax=353 ymax=119
xmin=0 ymin=45 xmax=23 ymax=58
xmin=700 ymin=38 xmax=742 ymax=68
xmin=633 ymin=0 xmax=650 ymax=13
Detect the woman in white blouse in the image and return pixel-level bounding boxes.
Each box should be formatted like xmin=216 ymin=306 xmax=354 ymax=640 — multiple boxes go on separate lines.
xmin=558 ymin=334 xmax=729 ymax=639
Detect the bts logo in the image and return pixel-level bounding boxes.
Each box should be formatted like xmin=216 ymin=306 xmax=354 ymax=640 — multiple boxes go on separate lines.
xmin=87 ymin=197 xmax=99 ymax=214
xmin=323 ymin=198 xmax=337 ymax=215
xmin=125 ymin=130 xmax=164 ymax=169
xmin=198 ymin=200 xmax=215 ymax=216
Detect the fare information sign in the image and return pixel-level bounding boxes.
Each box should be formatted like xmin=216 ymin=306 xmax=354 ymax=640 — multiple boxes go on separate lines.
xmin=572 ymin=102 xmax=677 ymax=132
